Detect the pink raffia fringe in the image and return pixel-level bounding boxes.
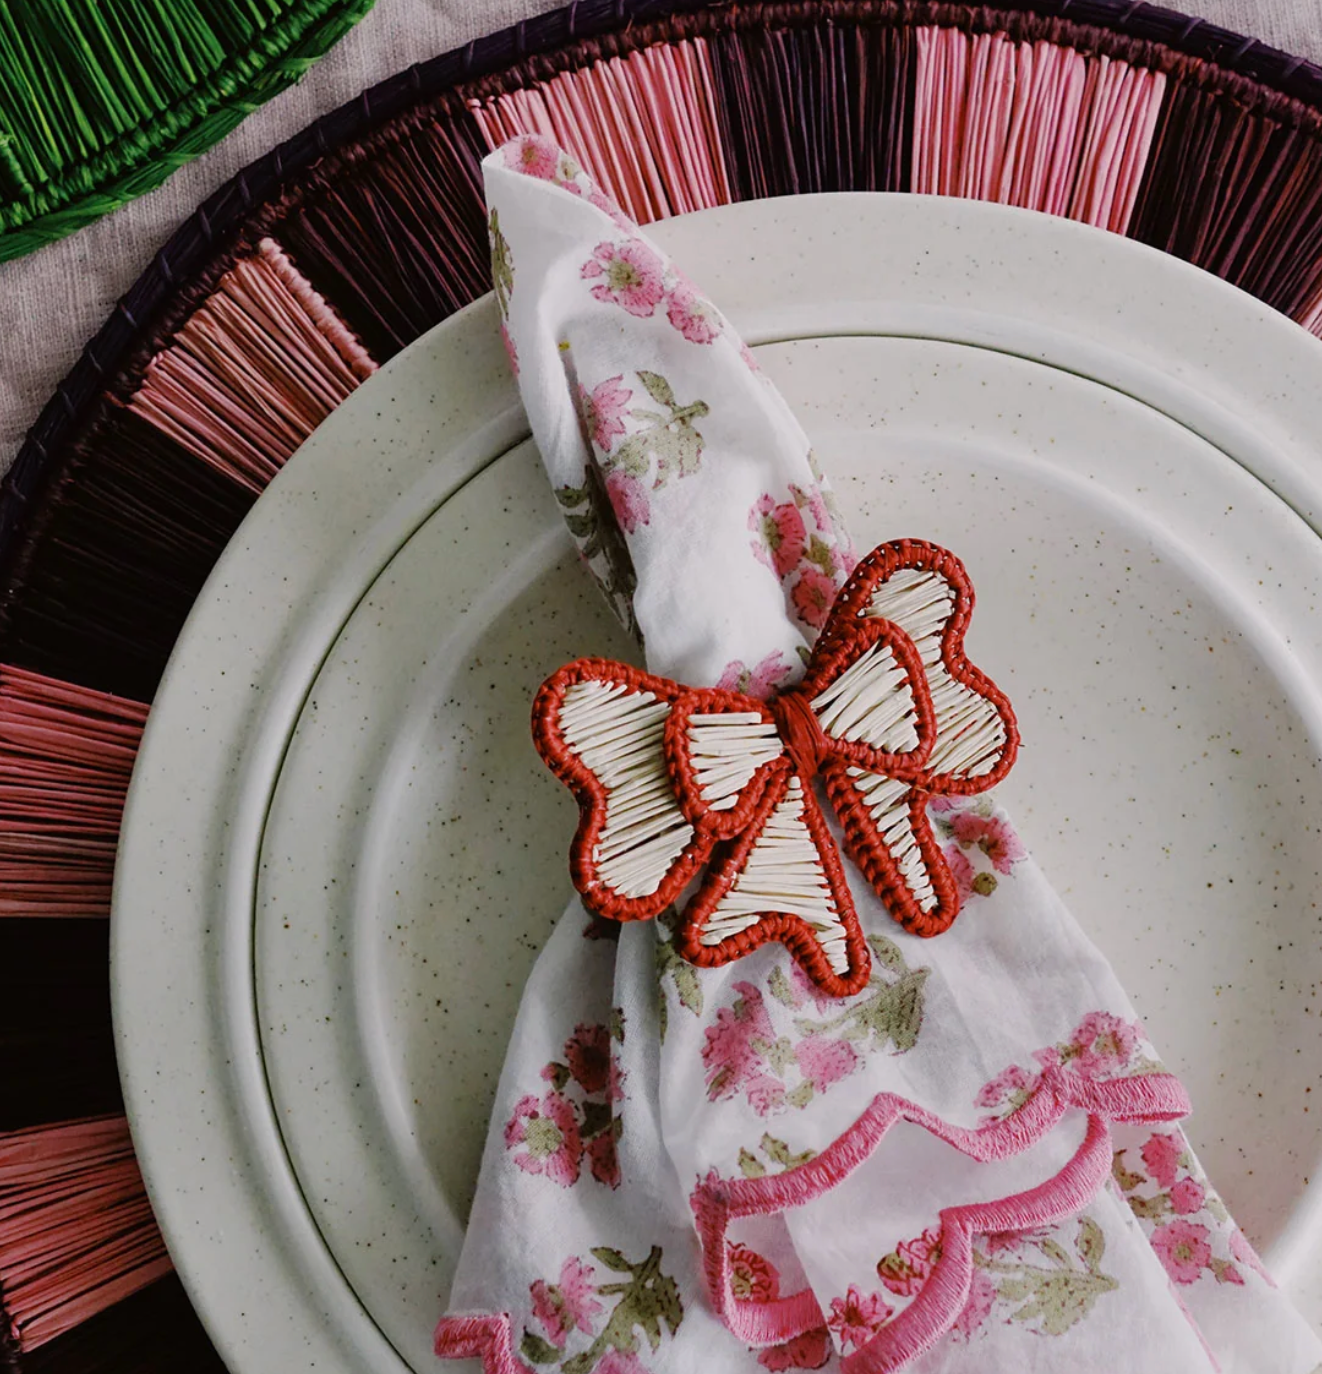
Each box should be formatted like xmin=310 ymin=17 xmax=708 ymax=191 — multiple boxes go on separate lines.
xmin=469 ymin=36 xmax=731 ymax=224
xmin=129 ymin=240 xmax=376 ymax=494
xmin=911 ymin=26 xmax=1165 ymax=235
xmin=434 ymin=1066 xmax=1188 ymax=1373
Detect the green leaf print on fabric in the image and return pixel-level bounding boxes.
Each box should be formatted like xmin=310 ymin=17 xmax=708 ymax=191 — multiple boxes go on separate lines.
xmin=607 ymin=372 xmax=710 ymax=489
xmin=656 ymin=905 xmax=703 ymax=1042
xmin=554 ymin=469 xmax=639 ymax=640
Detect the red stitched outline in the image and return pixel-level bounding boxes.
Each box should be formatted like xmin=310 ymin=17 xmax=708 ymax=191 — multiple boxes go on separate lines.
xmin=532 ymin=658 xmax=716 ymax=921
xmin=663 ymin=689 xmax=784 ymax=837
xmin=433 ymin=1312 xmax=522 ymax=1373
xmin=822 ymin=763 xmax=960 ymax=939
xmin=530 ymin=541 xmax=1020 ymax=982
xmin=823 ymin=540 xmax=1020 ymax=798
xmin=690 ymin=1067 xmax=1190 ymax=1369
xmin=793 ymin=614 xmax=936 ymax=778
xmin=676 ymin=762 xmax=873 ymax=999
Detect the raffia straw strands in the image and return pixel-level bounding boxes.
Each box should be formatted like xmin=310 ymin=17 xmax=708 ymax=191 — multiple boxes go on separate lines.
xmin=129 ymin=240 xmax=375 ymax=493
xmin=0 ymin=1116 xmax=169 ymax=1353
xmin=13 ymin=1273 xmax=227 ymax=1374
xmin=706 ymin=777 xmax=849 ymax=971
xmin=687 ymin=713 xmax=781 ymax=810
xmin=913 ymin=26 xmax=1164 ymax=233
xmin=0 ymin=0 xmax=372 ymax=260
xmin=1131 ymin=74 xmax=1322 ymax=320
xmin=0 ymin=668 xmax=145 ymax=920
xmin=0 ymin=411 xmax=257 ymax=702
xmin=705 ymin=19 xmax=911 ymax=198
xmin=471 ymin=39 xmax=731 ymax=223
xmin=1301 ymin=288 xmax=1322 ymax=339
xmin=277 ymin=111 xmax=490 ymax=361
xmin=557 ymin=680 xmax=692 ymax=900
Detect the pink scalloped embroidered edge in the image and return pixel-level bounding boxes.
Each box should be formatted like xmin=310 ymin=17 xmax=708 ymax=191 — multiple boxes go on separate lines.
xmin=433 ymin=1311 xmax=522 ymax=1373
xmin=690 ymin=1066 xmax=1190 ymax=1371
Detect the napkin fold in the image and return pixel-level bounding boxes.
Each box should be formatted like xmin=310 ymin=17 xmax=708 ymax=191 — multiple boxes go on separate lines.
xmin=434 ymin=135 xmax=1322 ymax=1374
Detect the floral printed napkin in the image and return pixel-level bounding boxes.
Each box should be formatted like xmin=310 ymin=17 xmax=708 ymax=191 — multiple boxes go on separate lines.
xmin=433 ymin=135 xmax=1322 ymax=1374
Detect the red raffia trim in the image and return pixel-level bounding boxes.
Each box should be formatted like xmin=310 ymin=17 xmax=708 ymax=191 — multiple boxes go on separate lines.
xmin=690 ymin=1066 xmax=1190 ymax=1370
xmin=433 ymin=1311 xmax=522 ymax=1373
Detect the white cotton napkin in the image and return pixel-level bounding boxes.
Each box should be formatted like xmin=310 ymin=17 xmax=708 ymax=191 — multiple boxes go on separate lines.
xmin=433 ymin=135 xmax=1322 ymax=1374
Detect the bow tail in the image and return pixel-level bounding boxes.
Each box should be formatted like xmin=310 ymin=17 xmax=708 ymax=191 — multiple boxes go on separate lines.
xmin=676 ymin=763 xmax=872 ymax=997
xmin=822 ymin=762 xmax=961 ymax=939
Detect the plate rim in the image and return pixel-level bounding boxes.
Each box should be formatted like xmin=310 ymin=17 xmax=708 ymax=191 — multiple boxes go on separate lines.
xmin=112 ymin=192 xmax=1322 ymax=1374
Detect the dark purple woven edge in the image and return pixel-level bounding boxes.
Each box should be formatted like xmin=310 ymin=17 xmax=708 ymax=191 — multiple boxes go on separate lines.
xmin=3 ymin=0 xmax=1321 ymax=566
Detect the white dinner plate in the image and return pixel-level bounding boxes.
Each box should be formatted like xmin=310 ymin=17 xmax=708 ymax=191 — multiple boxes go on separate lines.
xmin=113 ymin=194 xmax=1322 ymax=1374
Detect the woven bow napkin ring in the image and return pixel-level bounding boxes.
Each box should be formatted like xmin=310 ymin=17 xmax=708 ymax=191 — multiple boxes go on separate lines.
xmin=532 ymin=539 xmax=1019 ymax=997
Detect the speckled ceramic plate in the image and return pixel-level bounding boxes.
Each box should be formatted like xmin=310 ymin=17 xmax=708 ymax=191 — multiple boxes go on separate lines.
xmin=113 ymin=195 xmax=1322 ymax=1374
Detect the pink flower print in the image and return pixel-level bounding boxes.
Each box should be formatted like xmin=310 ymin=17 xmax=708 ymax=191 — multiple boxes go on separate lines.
xmin=589 ymin=187 xmax=635 ymax=231
xmin=702 ymin=981 xmax=776 ymax=1102
xmin=581 ymin=239 xmax=665 ymax=317
xmin=504 ymin=1091 xmax=582 ymax=1186
xmin=1169 ymin=1178 xmax=1206 ymax=1216
xmin=530 ymin=1256 xmax=602 ymax=1344
xmin=604 ymin=470 xmax=650 ymax=534
xmin=945 ymin=845 xmax=975 ymax=900
xmin=745 ymin=1073 xmax=788 ymax=1117
xmin=949 ymin=1267 xmax=996 ymax=1342
xmin=1066 ymin=1011 xmax=1139 ymax=1079
xmin=499 ymin=322 xmax=519 ymax=377
xmin=1229 ymin=1228 xmax=1276 ymax=1286
xmin=758 ymin=1327 xmax=832 ymax=1370
xmin=791 ymin=567 xmax=837 ymax=629
xmin=877 ymin=1227 xmax=941 ymax=1296
xmin=974 ymin=1062 xmax=1038 ymax=1113
xmin=607 ymin=1050 xmax=626 ymax=1104
xmin=665 ymin=281 xmax=722 ymax=344
xmin=564 ymin=1023 xmax=611 ymax=1095
xmin=827 ymin=1285 xmax=893 ymax=1352
xmin=949 ymin=812 xmax=1026 ymax=874
xmin=749 ymin=495 xmax=807 ymax=577
xmin=586 ymin=1130 xmax=621 ymax=1189
xmin=788 ymin=958 xmax=838 ymax=1013
xmin=794 ymin=1035 xmax=858 ymax=1093
xmin=579 ymin=376 xmax=632 ymax=453
xmin=596 ymin=1353 xmax=649 ymax=1374
xmin=1151 ymin=1219 xmax=1213 ymax=1284
xmin=789 ymin=482 xmax=831 ymax=536
xmin=739 ymin=340 xmax=762 ymax=374
xmin=716 ymin=651 xmax=794 ymax=700
xmin=1140 ymin=1132 xmax=1183 ymax=1190
xmin=1215 ymin=1262 xmax=1246 ymax=1286
xmin=503 ymin=135 xmax=560 ymax=180
xmin=728 ymin=1243 xmax=781 ymax=1303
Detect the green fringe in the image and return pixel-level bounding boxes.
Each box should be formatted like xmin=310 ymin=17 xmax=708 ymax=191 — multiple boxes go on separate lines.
xmin=0 ymin=0 xmax=374 ymax=262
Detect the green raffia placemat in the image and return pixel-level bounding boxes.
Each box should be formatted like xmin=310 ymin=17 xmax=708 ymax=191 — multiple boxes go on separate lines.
xmin=0 ymin=0 xmax=374 ymax=262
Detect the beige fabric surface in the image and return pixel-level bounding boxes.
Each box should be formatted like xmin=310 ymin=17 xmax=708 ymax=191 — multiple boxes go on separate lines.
xmin=0 ymin=0 xmax=1318 ymax=473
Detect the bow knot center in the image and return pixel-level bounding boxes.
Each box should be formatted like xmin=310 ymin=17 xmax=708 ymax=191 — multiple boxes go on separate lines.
xmin=770 ymin=688 xmax=828 ymax=778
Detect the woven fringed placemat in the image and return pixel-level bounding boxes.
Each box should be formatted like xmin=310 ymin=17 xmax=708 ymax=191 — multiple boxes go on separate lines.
xmin=0 ymin=0 xmax=375 ymax=262
xmin=3 ymin=0 xmax=1322 ymax=1368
